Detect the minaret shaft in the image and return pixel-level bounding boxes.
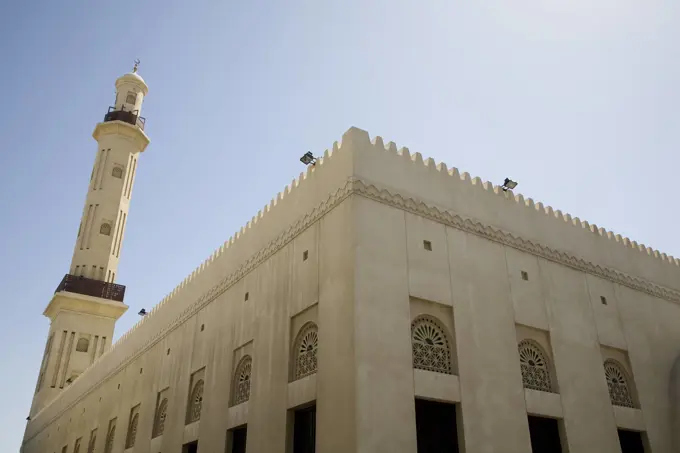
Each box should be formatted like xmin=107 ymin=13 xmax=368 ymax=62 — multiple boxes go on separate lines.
xmin=69 ymin=143 xmax=139 ymax=283
xmin=28 ymin=67 xmax=149 ymax=418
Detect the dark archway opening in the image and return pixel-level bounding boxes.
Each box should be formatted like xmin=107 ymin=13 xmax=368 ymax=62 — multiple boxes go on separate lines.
xmin=227 ymin=425 xmax=247 ymax=453
xmin=528 ymin=416 xmax=563 ymax=453
xmin=182 ymin=440 xmax=198 ymax=453
xmin=618 ymin=429 xmax=647 ymax=453
xmin=293 ymin=404 xmax=316 ymax=453
xmin=415 ymin=398 xmax=459 ymax=453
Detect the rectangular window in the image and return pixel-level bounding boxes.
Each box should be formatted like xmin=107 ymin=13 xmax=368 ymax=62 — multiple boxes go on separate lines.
xmin=527 ymin=416 xmax=564 ymax=453
xmin=291 ymin=404 xmax=316 ymax=453
xmin=182 ymin=441 xmax=198 ymax=453
xmin=126 ymin=91 xmax=137 ymax=105
xmin=618 ymin=429 xmax=648 ymax=453
xmin=227 ymin=425 xmax=247 ymax=453
xmin=415 ymin=399 xmax=459 ymax=453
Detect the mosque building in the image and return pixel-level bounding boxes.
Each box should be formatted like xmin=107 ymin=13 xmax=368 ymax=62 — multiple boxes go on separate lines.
xmin=21 ymin=67 xmax=680 ymax=453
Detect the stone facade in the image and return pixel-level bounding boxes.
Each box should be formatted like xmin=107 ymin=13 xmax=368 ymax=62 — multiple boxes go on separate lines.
xmin=22 ymin=123 xmax=680 ymax=453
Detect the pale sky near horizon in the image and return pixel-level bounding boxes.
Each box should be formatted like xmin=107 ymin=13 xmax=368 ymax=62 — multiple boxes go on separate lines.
xmin=1 ymin=0 xmax=679 ymax=450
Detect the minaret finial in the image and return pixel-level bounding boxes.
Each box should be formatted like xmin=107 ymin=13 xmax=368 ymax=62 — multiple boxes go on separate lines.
xmin=133 ymin=59 xmax=140 ymax=73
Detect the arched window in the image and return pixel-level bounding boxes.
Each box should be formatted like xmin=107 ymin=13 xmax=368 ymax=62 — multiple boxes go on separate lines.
xmin=73 ymin=438 xmax=81 ymax=453
xmin=111 ymin=167 xmax=123 ymax=179
xmin=100 ymin=223 xmax=111 ymax=236
xmin=604 ymin=359 xmax=634 ymax=408
xmin=231 ymin=355 xmax=252 ymax=406
xmin=125 ymin=91 xmax=137 ymax=105
xmin=411 ymin=315 xmax=453 ymax=374
xmin=104 ymin=426 xmax=115 ymax=453
xmin=186 ymin=379 xmax=204 ymax=424
xmin=292 ymin=322 xmax=318 ymax=381
xmin=518 ymin=340 xmax=554 ymax=393
xmin=76 ymin=338 xmax=89 ymax=353
xmin=152 ymin=398 xmax=168 ymax=438
xmin=125 ymin=413 xmax=138 ymax=449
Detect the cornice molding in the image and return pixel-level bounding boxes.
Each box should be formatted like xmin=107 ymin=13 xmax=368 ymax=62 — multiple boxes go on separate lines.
xmin=92 ymin=121 xmax=150 ymax=151
xmin=352 ymin=178 xmax=680 ymax=303
xmin=25 ymin=176 xmax=680 ymax=442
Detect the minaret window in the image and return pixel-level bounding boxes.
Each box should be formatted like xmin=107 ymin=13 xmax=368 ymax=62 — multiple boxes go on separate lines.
xmin=125 ymin=91 xmax=137 ymax=105
xmin=76 ymin=337 xmax=89 ymax=352
xmin=100 ymin=223 xmax=112 ymax=236
xmin=111 ymin=167 xmax=123 ymax=179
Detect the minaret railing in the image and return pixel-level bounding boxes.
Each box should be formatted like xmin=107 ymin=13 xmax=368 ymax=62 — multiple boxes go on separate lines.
xmin=55 ymin=274 xmax=126 ymax=302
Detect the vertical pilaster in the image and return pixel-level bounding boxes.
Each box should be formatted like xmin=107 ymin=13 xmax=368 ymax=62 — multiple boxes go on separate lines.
xmin=317 ymin=199 xmax=357 ymax=453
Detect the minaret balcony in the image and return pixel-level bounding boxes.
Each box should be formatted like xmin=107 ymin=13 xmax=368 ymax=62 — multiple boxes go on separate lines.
xmin=103 ymin=106 xmax=146 ymax=130
xmin=55 ymin=274 xmax=126 ymax=302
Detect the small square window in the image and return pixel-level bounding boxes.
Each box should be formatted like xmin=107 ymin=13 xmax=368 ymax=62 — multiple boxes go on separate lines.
xmin=200 ymin=324 xmax=205 ymax=331
xmin=303 ymin=250 xmax=309 ymax=261
xmin=600 ymin=296 xmax=607 ymax=305
xmin=423 ymin=240 xmax=432 ymax=251
xmin=167 ymin=348 xmax=171 ymax=355
xmin=521 ymin=271 xmax=529 ymax=281
xmin=245 ymin=292 xmax=249 ymax=301
xmin=140 ymin=368 xmax=143 ymax=374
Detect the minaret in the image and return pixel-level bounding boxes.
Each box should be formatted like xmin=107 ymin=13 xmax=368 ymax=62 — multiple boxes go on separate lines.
xmin=29 ymin=64 xmax=150 ymax=417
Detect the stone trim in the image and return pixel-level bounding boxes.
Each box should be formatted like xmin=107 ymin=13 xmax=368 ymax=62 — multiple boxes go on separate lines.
xmin=353 ymin=179 xmax=680 ymax=303
xmin=24 ymin=177 xmax=680 ymax=443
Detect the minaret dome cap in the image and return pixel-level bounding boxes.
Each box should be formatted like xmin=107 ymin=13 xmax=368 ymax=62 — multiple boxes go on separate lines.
xmin=115 ymin=71 xmax=148 ymax=96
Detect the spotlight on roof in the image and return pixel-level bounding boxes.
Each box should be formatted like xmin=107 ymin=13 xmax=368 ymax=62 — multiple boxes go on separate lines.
xmin=138 ymin=308 xmax=147 ymax=316
xmin=300 ymin=151 xmax=317 ymax=166
xmin=502 ymin=178 xmax=518 ymax=192
xmin=26 ymin=416 xmax=31 ymax=421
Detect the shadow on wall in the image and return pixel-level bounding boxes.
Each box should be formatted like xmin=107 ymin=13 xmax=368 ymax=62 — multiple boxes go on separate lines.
xmin=670 ymin=353 xmax=680 ymax=453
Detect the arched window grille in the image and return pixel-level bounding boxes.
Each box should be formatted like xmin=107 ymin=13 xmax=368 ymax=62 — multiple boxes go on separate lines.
xmin=411 ymin=315 xmax=453 ymax=374
xmin=104 ymin=426 xmax=115 ymax=453
xmin=186 ymin=379 xmax=204 ymax=424
xmin=100 ymin=223 xmax=112 ymax=236
xmin=231 ymin=355 xmax=252 ymax=406
xmin=76 ymin=338 xmax=89 ymax=353
xmin=152 ymin=398 xmax=168 ymax=438
xmin=111 ymin=167 xmax=123 ymax=179
xmin=292 ymin=322 xmax=318 ymax=381
xmin=518 ymin=340 xmax=554 ymax=392
xmin=604 ymin=359 xmax=635 ymax=408
xmin=125 ymin=413 xmax=138 ymax=449
xmin=125 ymin=91 xmax=137 ymax=105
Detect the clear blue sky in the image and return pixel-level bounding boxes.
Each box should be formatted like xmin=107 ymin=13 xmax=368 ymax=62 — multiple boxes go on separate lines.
xmin=1 ymin=0 xmax=678 ymax=449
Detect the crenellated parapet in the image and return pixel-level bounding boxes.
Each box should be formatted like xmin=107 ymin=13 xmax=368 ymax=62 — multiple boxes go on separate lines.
xmin=342 ymin=127 xmax=679 ymax=290
xmin=24 ymin=126 xmax=680 ymax=444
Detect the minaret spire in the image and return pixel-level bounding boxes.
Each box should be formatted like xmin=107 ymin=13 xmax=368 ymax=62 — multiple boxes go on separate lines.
xmin=29 ymin=68 xmax=150 ymax=417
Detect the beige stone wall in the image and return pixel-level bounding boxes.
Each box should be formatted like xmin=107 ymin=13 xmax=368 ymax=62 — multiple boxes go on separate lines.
xmin=23 ymin=127 xmax=680 ymax=453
